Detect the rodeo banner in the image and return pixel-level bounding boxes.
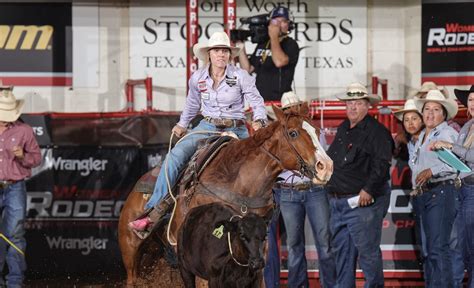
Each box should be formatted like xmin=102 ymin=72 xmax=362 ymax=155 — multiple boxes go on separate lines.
xmin=422 ymin=0 xmax=474 ymax=85
xmin=22 ymin=113 xmax=178 ymax=279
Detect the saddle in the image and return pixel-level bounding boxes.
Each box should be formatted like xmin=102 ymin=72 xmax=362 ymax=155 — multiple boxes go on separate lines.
xmin=179 ymin=135 xmax=234 ymax=191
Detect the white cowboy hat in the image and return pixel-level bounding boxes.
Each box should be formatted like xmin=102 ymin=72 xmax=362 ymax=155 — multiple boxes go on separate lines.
xmin=414 ymin=89 xmax=458 ymax=120
xmin=413 ymin=81 xmax=449 ymax=98
xmin=336 ymin=82 xmax=381 ymax=105
xmin=265 ymin=91 xmax=303 ymax=120
xmin=193 ymin=32 xmax=241 ymax=62
xmin=393 ymin=99 xmax=421 ymax=121
xmin=0 ymin=86 xmax=24 ymax=122
xmin=281 ymin=91 xmax=301 ymax=109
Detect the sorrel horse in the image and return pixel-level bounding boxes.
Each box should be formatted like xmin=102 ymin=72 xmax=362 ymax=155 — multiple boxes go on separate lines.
xmin=118 ymin=104 xmax=333 ymax=286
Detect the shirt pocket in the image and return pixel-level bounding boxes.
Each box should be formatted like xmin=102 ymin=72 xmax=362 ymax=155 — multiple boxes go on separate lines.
xmin=220 ymin=86 xmax=243 ymax=107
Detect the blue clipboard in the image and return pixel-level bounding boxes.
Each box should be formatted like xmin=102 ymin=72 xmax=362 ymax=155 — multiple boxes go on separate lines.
xmin=435 ymin=148 xmax=472 ymax=173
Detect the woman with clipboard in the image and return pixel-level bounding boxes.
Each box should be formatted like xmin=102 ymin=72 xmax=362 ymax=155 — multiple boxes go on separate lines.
xmin=431 ymin=85 xmax=474 ymax=287
xmin=411 ymin=89 xmax=461 ymax=287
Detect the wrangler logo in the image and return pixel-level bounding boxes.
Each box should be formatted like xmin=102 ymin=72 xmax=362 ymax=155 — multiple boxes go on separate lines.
xmin=0 ymin=25 xmax=53 ymax=50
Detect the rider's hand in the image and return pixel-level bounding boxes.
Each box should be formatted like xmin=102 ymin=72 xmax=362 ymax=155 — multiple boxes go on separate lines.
xmin=172 ymin=125 xmax=187 ymax=139
xmin=358 ymin=189 xmax=374 ymax=207
xmin=252 ymin=119 xmax=266 ymax=131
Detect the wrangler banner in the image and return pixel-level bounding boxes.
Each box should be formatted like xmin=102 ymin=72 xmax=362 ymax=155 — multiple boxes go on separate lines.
xmin=22 ymin=113 xmax=178 ymax=279
xmin=0 ymin=3 xmax=72 ymax=86
xmin=422 ymin=0 xmax=474 ymax=85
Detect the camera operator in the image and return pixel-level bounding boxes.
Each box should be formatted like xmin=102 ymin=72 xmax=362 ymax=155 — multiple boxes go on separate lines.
xmin=237 ymin=6 xmax=299 ymax=102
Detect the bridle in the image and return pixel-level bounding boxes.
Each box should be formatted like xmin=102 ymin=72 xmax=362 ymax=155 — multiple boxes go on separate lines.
xmin=260 ymin=113 xmax=325 ymax=183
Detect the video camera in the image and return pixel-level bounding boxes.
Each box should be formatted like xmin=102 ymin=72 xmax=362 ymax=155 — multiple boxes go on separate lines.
xmin=230 ymin=13 xmax=271 ymax=44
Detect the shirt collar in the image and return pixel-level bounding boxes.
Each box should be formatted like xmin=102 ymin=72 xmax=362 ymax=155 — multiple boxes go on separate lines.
xmin=204 ymin=64 xmax=232 ymax=79
xmin=342 ymin=114 xmax=370 ymax=131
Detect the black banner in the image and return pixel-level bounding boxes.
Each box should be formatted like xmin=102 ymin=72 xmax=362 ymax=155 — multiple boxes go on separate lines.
xmin=422 ymin=0 xmax=474 ymax=85
xmin=0 ymin=3 xmax=72 ymax=86
xmin=21 ymin=114 xmax=177 ymax=279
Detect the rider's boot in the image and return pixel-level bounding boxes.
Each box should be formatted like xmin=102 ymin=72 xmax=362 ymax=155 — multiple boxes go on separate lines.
xmin=128 ymin=193 xmax=174 ymax=239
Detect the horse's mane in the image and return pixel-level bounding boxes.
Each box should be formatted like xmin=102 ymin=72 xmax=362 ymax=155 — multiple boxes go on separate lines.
xmin=206 ymin=111 xmax=306 ymax=183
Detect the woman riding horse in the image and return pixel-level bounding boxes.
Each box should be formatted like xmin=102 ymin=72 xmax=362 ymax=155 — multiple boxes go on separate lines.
xmin=128 ymin=31 xmax=268 ymax=237
xmin=118 ymin=103 xmax=334 ymax=286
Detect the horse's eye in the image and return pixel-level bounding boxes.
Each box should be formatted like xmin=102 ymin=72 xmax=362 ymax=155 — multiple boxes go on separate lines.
xmin=289 ymin=130 xmax=299 ymax=138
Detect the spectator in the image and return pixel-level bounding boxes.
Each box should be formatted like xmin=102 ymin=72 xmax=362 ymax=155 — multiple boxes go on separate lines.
xmin=430 ymin=84 xmax=474 ymax=287
xmin=0 ymin=84 xmax=41 ymax=288
xmin=411 ymin=89 xmax=460 ymax=287
xmin=326 ymin=82 xmax=393 ymax=287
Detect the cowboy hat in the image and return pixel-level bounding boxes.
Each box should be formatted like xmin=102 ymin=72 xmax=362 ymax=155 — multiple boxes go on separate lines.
xmin=414 ymin=89 xmax=458 ymax=120
xmin=281 ymin=91 xmax=301 ymax=109
xmin=413 ymin=81 xmax=449 ymax=98
xmin=393 ymin=99 xmax=420 ymax=121
xmin=336 ymin=82 xmax=381 ymax=105
xmin=454 ymin=85 xmax=474 ymax=107
xmin=265 ymin=91 xmax=302 ymax=120
xmin=193 ymin=31 xmax=241 ymax=62
xmin=0 ymin=86 xmax=24 ymax=122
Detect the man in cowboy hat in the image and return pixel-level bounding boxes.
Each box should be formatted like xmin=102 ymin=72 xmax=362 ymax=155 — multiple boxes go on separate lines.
xmin=263 ymin=91 xmax=336 ymax=288
xmin=0 ymin=84 xmax=41 ymax=287
xmin=237 ymin=6 xmax=299 ymax=102
xmin=326 ymin=82 xmax=393 ymax=287
xmin=128 ymin=31 xmax=267 ymax=238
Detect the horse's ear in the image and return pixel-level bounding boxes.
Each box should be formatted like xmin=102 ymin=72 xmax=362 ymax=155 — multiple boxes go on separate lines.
xmin=272 ymin=104 xmax=285 ymax=121
xmin=299 ymin=101 xmax=309 ymax=116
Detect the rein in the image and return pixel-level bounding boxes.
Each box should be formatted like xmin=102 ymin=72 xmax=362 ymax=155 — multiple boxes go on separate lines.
xmin=261 ymin=114 xmax=320 ymax=181
xmin=227 ymin=215 xmax=249 ymax=267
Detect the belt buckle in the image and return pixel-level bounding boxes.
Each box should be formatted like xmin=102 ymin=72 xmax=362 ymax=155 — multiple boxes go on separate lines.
xmin=0 ymin=182 xmax=8 ymax=189
xmin=454 ymin=177 xmax=462 ymax=189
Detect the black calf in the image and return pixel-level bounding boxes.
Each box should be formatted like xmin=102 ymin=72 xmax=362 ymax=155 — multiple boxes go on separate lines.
xmin=177 ymin=203 xmax=271 ymax=288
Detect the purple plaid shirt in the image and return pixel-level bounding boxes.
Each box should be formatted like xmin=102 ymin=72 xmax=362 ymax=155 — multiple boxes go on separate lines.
xmin=177 ymin=64 xmax=266 ymax=128
xmin=0 ymin=121 xmax=41 ymax=181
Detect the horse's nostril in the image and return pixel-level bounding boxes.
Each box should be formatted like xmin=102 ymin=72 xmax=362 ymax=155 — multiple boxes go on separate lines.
xmin=316 ymin=161 xmax=325 ymax=170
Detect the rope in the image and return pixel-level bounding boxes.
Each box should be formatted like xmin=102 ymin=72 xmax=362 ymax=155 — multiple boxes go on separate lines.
xmin=166 ymin=129 xmax=222 ymax=246
xmin=227 ymin=214 xmax=248 ymax=267
xmin=0 ymin=233 xmax=24 ymax=256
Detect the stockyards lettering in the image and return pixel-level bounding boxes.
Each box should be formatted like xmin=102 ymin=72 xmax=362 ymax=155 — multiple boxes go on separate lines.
xmin=422 ymin=0 xmax=474 ymax=85
xmin=130 ymin=0 xmax=367 ymax=94
xmin=0 ymin=3 xmax=72 ymax=86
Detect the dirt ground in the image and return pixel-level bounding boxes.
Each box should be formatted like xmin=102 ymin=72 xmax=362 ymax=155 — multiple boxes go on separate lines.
xmin=24 ymin=258 xmax=184 ymax=288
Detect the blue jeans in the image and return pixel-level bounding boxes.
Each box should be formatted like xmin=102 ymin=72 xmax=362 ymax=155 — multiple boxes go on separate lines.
xmin=329 ymin=189 xmax=386 ymax=288
xmin=412 ymin=195 xmax=430 ymax=285
xmin=451 ymin=188 xmax=465 ymax=288
xmin=264 ymin=189 xmax=281 ymax=288
xmin=0 ymin=181 xmax=27 ymax=288
xmin=460 ymin=182 xmax=474 ymax=288
xmin=418 ymin=183 xmax=457 ymax=287
xmin=145 ymin=120 xmax=249 ymax=209
xmin=279 ymin=186 xmax=336 ymax=288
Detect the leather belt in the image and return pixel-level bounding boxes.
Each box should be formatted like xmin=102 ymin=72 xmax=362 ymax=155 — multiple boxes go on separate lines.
xmin=0 ymin=180 xmax=18 ymax=190
xmin=424 ymin=179 xmax=455 ymax=191
xmin=204 ymin=117 xmax=246 ymax=128
xmin=274 ymin=182 xmax=313 ymax=191
xmin=462 ymin=174 xmax=474 ymax=185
